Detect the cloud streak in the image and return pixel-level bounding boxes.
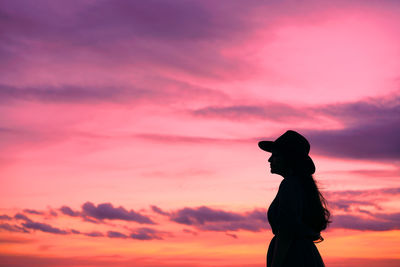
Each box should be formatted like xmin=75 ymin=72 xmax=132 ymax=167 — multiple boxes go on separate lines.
xmin=81 ymin=202 xmax=155 ymax=224
xmin=59 ymin=202 xmax=155 ymax=224
xmin=166 ymin=206 xmax=268 ymax=233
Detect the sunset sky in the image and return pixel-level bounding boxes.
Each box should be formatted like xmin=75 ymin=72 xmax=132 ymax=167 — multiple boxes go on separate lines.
xmin=1 ymin=0 xmax=400 ymax=266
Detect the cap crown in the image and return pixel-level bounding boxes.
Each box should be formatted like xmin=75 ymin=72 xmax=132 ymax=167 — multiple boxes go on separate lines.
xmin=273 ymin=130 xmax=310 ymax=156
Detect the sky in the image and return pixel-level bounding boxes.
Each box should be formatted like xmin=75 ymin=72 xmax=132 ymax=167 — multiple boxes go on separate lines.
xmin=0 ymin=0 xmax=400 ymax=266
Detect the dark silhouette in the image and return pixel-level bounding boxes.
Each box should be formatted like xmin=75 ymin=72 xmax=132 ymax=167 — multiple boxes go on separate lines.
xmin=258 ymin=130 xmax=331 ymax=267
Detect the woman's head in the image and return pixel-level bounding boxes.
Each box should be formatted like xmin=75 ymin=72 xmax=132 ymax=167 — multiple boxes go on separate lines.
xmin=259 ymin=130 xmax=315 ymax=177
xmin=268 ymin=149 xmax=315 ymax=177
xmin=259 ymin=130 xmax=331 ymax=233
xmin=258 ymin=130 xmax=315 ymax=177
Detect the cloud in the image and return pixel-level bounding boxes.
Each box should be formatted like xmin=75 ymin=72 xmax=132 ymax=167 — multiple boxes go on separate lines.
xmin=59 ymin=202 xmax=155 ymax=224
xmin=0 ymin=223 xmax=29 ymax=233
xmin=135 ymin=133 xmax=251 ymax=145
xmin=305 ymin=94 xmax=400 ymax=161
xmin=330 ymin=213 xmax=400 ymax=231
xmin=5 ymin=184 xmax=400 ymax=240
xmin=306 ymin=119 xmax=400 ymax=161
xmin=104 ymin=228 xmax=169 ymax=240
xmin=0 ymin=0 xmax=262 ymax=83
xmin=182 ymin=228 xmax=198 ymax=236
xmin=330 ymin=169 xmax=400 ymax=178
xmin=329 ymin=199 xmax=381 ymax=212
xmin=129 ymin=227 xmax=167 ymax=240
xmin=319 ymin=186 xmax=400 ymax=231
xmin=107 ymin=231 xmax=128 ymax=239
xmin=186 ymin=92 xmax=400 ymax=161
xmin=21 ymin=221 xmax=68 ymax=235
xmin=59 ymin=206 xmax=80 ymax=217
xmin=49 ymin=210 xmax=58 ymax=217
xmin=14 ymin=213 xmax=32 ymax=222
xmin=191 ymin=103 xmax=311 ymax=122
xmin=169 ymin=206 xmax=268 ymax=233
xmin=81 ymin=202 xmax=155 ymax=224
xmin=84 ymin=231 xmax=104 ymax=237
xmin=23 ymin=209 xmax=44 ymax=215
xmin=150 ymin=205 xmax=171 ymax=216
xmin=0 ymin=215 xmax=12 ymax=220
xmin=323 ymin=186 xmax=400 ymax=216
xmin=325 ymin=186 xmax=400 ymax=199
xmin=170 ymin=206 xmax=244 ymax=225
xmin=0 ymin=84 xmax=122 ymax=103
xmin=0 ymin=79 xmax=226 ymax=105
xmin=226 ymin=233 xmax=238 ymax=239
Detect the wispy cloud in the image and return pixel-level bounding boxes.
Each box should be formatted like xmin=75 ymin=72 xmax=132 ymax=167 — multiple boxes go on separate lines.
xmin=2 ymin=184 xmax=400 ymax=241
xmin=81 ymin=202 xmax=155 ymax=224
xmin=191 ymin=103 xmax=311 ymax=122
xmin=22 ymin=209 xmax=44 ymax=215
xmin=0 ymin=215 xmax=12 ymax=220
xmin=60 ymin=202 xmax=155 ymax=224
xmin=21 ymin=221 xmax=68 ymax=235
xmin=0 ymin=223 xmax=29 ymax=233
xmin=164 ymin=206 xmax=268 ymax=233
xmin=107 ymin=231 xmax=127 ymax=239
xmin=330 ymin=213 xmax=400 ymax=231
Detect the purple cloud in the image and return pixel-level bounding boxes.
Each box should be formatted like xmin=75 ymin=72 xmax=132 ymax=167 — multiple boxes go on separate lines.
xmin=129 ymin=227 xmax=166 ymax=240
xmin=305 ymin=94 xmax=400 ymax=161
xmin=135 ymin=133 xmax=249 ymax=145
xmin=188 ymin=93 xmax=400 ymax=161
xmin=325 ymin=186 xmax=400 ymax=199
xmin=84 ymin=231 xmax=104 ymax=237
xmin=21 ymin=221 xmax=68 ymax=235
xmin=226 ymin=233 xmax=238 ymax=239
xmin=59 ymin=206 xmax=80 ymax=217
xmin=81 ymin=202 xmax=155 ymax=224
xmin=23 ymin=209 xmax=44 ymax=215
xmin=329 ymin=199 xmax=381 ymax=212
xmin=49 ymin=210 xmax=58 ymax=217
xmin=246 ymin=209 xmax=268 ymax=223
xmin=14 ymin=213 xmax=32 ymax=222
xmin=107 ymin=231 xmax=127 ymax=239
xmin=170 ymin=206 xmax=244 ymax=225
xmin=306 ymin=119 xmax=400 ymax=161
xmin=0 ymin=215 xmax=12 ymax=220
xmin=191 ymin=104 xmax=311 ymax=122
xmin=0 ymin=223 xmax=29 ymax=233
xmin=330 ymin=213 xmax=400 ymax=231
xmin=0 ymin=0 xmax=262 ymax=83
xmin=182 ymin=228 xmax=198 ymax=236
xmin=169 ymin=206 xmax=268 ymax=233
xmin=0 ymin=81 xmax=227 ymax=105
xmin=198 ymin=221 xmax=267 ymax=232
xmin=150 ymin=205 xmax=170 ymax=216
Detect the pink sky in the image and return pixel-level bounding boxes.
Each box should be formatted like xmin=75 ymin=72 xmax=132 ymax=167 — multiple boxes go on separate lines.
xmin=1 ymin=1 xmax=400 ymax=266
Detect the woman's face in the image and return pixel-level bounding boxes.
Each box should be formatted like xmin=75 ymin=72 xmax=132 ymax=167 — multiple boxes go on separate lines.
xmin=268 ymin=149 xmax=288 ymax=176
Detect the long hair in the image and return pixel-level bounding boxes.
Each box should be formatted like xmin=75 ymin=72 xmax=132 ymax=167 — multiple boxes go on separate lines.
xmin=287 ymin=156 xmax=332 ymax=233
xmin=300 ymin=174 xmax=332 ymax=232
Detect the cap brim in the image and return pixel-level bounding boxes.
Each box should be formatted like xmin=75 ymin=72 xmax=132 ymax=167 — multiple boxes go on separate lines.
xmin=258 ymin=141 xmax=274 ymax=152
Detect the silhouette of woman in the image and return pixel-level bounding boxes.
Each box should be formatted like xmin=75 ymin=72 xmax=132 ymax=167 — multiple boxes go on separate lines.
xmin=258 ymin=130 xmax=331 ymax=267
